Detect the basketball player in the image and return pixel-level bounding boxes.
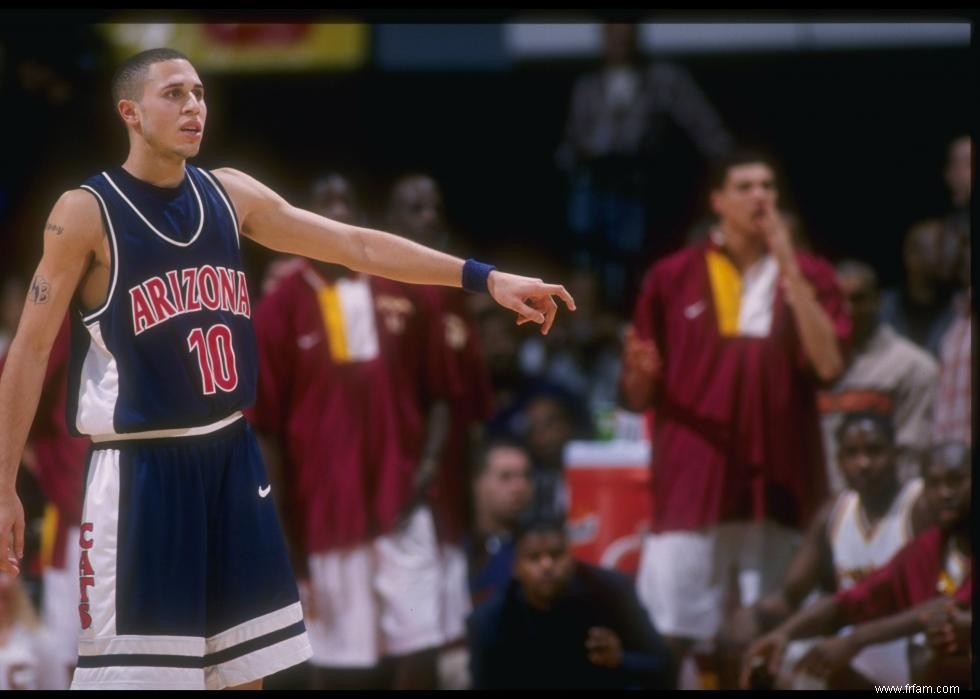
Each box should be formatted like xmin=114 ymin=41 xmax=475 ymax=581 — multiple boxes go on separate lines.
xmin=0 ymin=48 xmax=574 ymax=690
xmin=742 ymin=441 xmax=972 ymax=687
xmin=250 ymin=173 xmax=455 ymax=690
xmin=620 ymin=149 xmax=850 ymax=686
xmin=726 ymin=412 xmax=931 ymax=688
xmin=384 ymin=174 xmax=496 ymax=689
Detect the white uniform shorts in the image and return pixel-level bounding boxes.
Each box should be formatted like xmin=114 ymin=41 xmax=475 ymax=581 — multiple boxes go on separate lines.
xmin=636 ymin=520 xmax=800 ymax=641
xmin=305 ymin=506 xmax=468 ymax=668
xmin=70 ymin=421 xmax=312 ymax=690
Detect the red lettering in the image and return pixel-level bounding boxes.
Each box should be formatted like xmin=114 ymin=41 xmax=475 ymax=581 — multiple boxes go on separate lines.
xmin=79 ymin=576 xmax=95 ymax=604
xmin=129 ymin=268 xmax=249 ymax=330
xmin=78 ymin=523 xmax=95 ymax=630
xmin=199 ymin=265 xmax=220 ymax=310
xmin=79 ymin=523 xmax=94 ymax=549
xmin=236 ymin=271 xmax=251 ymax=317
xmin=182 ymin=268 xmax=202 ymax=312
xmin=187 ymin=324 xmax=239 ymax=395
xmin=129 ymin=286 xmax=158 ymax=335
xmin=79 ymin=549 xmax=94 ymax=577
xmin=166 ymin=270 xmax=186 ymax=313
xmin=218 ymin=267 xmax=236 ymax=312
xmin=144 ymin=277 xmax=178 ymax=323
xmin=79 ymin=604 xmax=92 ymax=630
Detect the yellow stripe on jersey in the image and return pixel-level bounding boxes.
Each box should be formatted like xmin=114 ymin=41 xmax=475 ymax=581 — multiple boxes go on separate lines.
xmin=40 ymin=503 xmax=58 ymax=570
xmin=705 ymin=249 xmax=742 ymax=336
xmin=317 ymin=285 xmax=350 ymax=363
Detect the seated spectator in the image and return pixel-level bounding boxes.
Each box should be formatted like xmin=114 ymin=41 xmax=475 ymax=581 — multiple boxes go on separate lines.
xmin=720 ymin=412 xmax=932 ymax=689
xmin=467 ymin=512 xmax=671 ymax=689
xmin=743 ymin=441 xmax=971 ymax=689
xmin=819 ymin=260 xmax=939 ymax=489
xmin=466 ymin=438 xmax=534 ymax=608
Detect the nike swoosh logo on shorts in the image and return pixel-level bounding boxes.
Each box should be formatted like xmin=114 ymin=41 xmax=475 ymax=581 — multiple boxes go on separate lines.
xmin=258 ymin=484 xmax=272 ymax=498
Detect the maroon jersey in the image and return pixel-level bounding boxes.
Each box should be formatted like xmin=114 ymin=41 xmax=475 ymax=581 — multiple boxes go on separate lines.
xmin=631 ymin=239 xmax=851 ymax=532
xmin=835 ymin=527 xmax=973 ymax=622
xmin=420 ymin=287 xmax=495 ymax=544
xmin=248 ymin=263 xmax=450 ymax=553
xmin=2 ymin=316 xmax=89 ymax=568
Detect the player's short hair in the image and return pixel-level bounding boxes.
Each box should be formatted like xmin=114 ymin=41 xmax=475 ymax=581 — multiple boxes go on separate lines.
xmin=926 ymin=441 xmax=971 ymax=472
xmin=708 ymin=147 xmax=780 ymax=191
xmin=835 ymin=410 xmax=895 ymax=448
xmin=514 ymin=510 xmax=567 ymax=545
xmin=112 ymin=48 xmax=190 ymax=105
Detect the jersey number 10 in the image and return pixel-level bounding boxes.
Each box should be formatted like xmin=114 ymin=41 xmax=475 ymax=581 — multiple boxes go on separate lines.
xmin=187 ymin=324 xmax=239 ymax=394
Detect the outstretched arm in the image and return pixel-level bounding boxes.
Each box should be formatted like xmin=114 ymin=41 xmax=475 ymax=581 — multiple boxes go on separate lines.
xmin=0 ymin=189 xmax=102 ymax=576
xmin=213 ymin=168 xmax=575 ymax=333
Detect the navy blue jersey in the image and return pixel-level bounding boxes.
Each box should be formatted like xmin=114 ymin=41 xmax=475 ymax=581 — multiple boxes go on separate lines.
xmin=67 ymin=165 xmax=257 ymax=438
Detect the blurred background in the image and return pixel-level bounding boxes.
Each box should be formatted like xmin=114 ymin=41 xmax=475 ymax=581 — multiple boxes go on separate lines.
xmin=0 ymin=12 xmax=971 ymax=293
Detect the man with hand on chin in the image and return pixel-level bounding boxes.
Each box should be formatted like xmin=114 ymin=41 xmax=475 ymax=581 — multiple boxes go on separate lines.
xmin=620 ymin=149 xmax=850 ymax=688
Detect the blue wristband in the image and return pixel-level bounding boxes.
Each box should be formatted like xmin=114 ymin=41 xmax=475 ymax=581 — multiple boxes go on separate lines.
xmin=462 ymin=259 xmax=496 ymax=294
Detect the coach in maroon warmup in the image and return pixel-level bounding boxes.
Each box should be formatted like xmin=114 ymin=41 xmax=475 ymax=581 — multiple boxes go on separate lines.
xmin=620 ymin=149 xmax=851 ymax=686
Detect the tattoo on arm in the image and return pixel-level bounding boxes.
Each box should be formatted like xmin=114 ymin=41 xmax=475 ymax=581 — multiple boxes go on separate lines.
xmin=29 ymin=275 xmax=50 ymax=304
xmin=45 ymin=222 xmax=64 ymax=236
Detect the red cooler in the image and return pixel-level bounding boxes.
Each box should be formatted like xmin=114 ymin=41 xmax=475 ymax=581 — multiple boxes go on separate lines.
xmin=564 ymin=439 xmax=652 ymax=576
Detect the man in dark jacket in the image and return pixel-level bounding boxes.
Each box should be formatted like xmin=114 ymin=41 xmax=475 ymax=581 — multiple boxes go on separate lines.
xmin=467 ymin=512 xmax=670 ymax=689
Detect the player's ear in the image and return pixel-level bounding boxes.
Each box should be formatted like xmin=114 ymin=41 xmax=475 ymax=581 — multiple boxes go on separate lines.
xmin=118 ymin=99 xmax=139 ymax=127
xmin=709 ymin=189 xmax=723 ymax=216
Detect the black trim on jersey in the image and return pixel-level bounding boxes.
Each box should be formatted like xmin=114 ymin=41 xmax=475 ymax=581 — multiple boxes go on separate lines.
xmin=74 ymin=620 xmax=306 ymax=669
